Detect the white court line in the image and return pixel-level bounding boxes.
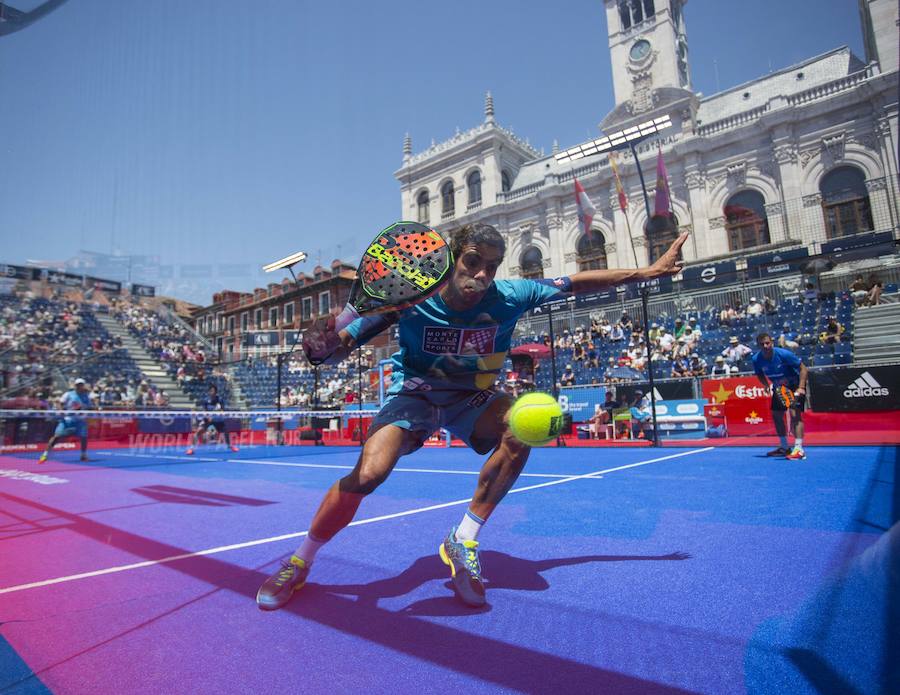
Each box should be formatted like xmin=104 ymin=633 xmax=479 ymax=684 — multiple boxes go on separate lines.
xmin=97 ymin=452 xmax=220 ymax=462
xmin=0 ymin=447 xmax=712 ymax=595
xmin=235 ymin=458 xmax=575 ymax=479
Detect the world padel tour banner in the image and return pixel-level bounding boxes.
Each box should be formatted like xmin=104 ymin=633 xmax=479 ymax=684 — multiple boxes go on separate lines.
xmin=558 ymin=386 xmax=607 ymax=421
xmin=808 ymin=366 xmax=900 ymax=412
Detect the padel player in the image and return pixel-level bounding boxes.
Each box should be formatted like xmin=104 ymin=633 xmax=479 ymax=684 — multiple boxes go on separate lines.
xmin=752 ymin=332 xmax=808 ymax=460
xmin=186 ymin=384 xmax=239 ymax=455
xmin=257 ymin=223 xmax=687 ymax=609
xmin=39 ymin=377 xmax=92 ymax=463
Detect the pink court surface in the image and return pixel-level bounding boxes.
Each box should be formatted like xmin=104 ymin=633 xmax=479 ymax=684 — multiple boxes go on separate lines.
xmin=0 ymin=440 xmax=896 ymax=694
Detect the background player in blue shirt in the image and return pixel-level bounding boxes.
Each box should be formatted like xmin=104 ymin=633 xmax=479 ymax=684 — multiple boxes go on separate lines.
xmin=257 ymin=222 xmax=687 ymax=610
xmin=752 ymin=332 xmax=809 ymax=460
xmin=39 ymin=377 xmax=93 ymax=463
xmin=186 ymin=384 xmax=239 ymax=455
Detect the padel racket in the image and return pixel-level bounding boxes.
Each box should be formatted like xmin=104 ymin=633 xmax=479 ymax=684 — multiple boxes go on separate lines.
xmin=348 ymin=221 xmax=452 ymax=315
xmin=774 ymin=384 xmax=795 ymax=409
xmin=302 ymin=221 xmax=452 ymax=364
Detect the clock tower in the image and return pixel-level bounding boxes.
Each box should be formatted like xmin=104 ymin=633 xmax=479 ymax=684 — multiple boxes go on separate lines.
xmin=601 ymin=0 xmax=695 ymax=130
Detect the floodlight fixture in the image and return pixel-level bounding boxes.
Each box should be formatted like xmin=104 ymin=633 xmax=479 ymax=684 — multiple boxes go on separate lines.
xmin=263 ymin=251 xmax=308 ymax=273
xmin=554 ymin=115 xmax=673 ymax=164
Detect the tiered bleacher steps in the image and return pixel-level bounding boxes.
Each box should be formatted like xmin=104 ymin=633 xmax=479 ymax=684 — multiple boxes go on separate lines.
xmin=851 ymin=303 xmax=900 ymax=365
xmin=94 ymin=313 xmax=194 ymax=408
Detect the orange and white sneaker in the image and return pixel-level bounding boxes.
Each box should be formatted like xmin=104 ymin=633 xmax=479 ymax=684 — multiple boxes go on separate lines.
xmin=38 ymin=452 xmax=48 ymax=464
xmin=185 ymin=448 xmax=194 ymax=456
xmin=230 ymin=446 xmax=239 ymax=453
xmin=785 ymin=446 xmax=806 ymax=460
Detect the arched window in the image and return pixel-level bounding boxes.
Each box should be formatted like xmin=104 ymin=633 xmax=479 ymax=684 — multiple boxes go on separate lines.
xmin=441 ymin=181 xmax=455 ymax=219
xmin=820 ymin=166 xmax=873 ymax=239
xmin=501 ymin=170 xmax=512 ymax=193
xmin=520 ymin=246 xmax=544 ymax=280
xmin=416 ymin=190 xmax=429 ymax=224
xmin=577 ymin=232 xmax=607 ymax=271
xmin=467 ymin=170 xmax=482 ymax=209
xmin=724 ymin=190 xmax=770 ymax=251
xmin=645 ymin=214 xmax=680 ymax=264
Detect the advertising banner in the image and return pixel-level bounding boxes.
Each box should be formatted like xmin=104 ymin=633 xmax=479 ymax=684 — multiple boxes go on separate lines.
xmin=558 ymin=386 xmax=606 ymax=421
xmin=820 ymin=231 xmax=894 ymax=255
xmin=243 ymin=332 xmax=281 ymax=347
xmin=701 ymin=376 xmax=770 ymax=406
xmin=623 ymin=275 xmax=673 ymax=300
xmin=681 ymin=261 xmax=738 ymax=290
xmin=86 ymin=276 xmax=122 ymax=293
xmin=808 ymin=366 xmax=900 ymax=412
xmin=131 ymin=283 xmax=156 ymax=297
xmin=617 ymin=379 xmax=694 ymax=405
xmin=746 ymin=248 xmax=809 ymax=279
xmin=723 ymin=398 xmax=776 ymax=436
xmin=46 ymin=270 xmax=84 ymax=288
xmin=0 ymin=264 xmax=41 ymax=281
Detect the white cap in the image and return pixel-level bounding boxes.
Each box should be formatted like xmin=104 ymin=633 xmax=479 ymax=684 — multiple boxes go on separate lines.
xmin=74 ymin=378 xmax=86 ymax=385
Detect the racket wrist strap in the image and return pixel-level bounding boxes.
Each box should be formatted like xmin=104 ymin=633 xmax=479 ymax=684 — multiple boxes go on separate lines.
xmin=334 ymin=304 xmax=361 ymax=333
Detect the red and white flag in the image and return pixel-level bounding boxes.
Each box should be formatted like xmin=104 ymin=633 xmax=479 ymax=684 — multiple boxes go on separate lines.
xmin=654 ymin=148 xmax=672 ymax=217
xmin=573 ymin=177 xmax=596 ymax=236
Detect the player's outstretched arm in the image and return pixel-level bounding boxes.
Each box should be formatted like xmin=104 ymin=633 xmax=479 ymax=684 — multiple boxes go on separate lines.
xmin=303 ymin=306 xmax=394 ymax=365
xmin=569 ymin=232 xmax=688 ymax=294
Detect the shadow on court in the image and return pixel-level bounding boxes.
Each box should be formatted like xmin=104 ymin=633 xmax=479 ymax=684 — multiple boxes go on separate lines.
xmin=0 ymin=491 xmax=697 ymax=695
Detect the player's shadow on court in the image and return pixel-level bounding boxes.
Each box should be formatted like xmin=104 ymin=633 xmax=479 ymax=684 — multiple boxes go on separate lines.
xmin=131 ymin=485 xmax=275 ymax=507
xmin=316 ymin=550 xmax=691 ymax=617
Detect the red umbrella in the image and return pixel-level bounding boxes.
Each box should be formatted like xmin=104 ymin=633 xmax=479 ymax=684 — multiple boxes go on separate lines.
xmin=510 ymin=343 xmax=552 ymax=360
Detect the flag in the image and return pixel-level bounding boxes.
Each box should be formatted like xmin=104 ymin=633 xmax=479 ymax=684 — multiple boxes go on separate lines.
xmin=654 ymin=148 xmax=672 ymax=217
xmin=609 ymin=153 xmax=628 ymax=213
xmin=573 ymin=177 xmax=596 ymax=236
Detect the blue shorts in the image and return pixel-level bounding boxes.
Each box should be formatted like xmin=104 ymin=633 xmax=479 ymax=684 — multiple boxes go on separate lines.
xmin=371 ymin=387 xmax=507 ymax=454
xmin=55 ymin=418 xmax=87 ymax=438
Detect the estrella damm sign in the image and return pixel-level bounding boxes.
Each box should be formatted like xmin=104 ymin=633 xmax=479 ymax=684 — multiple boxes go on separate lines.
xmin=365 ymin=241 xmax=439 ymax=291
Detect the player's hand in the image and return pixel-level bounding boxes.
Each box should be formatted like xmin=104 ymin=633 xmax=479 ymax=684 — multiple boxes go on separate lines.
xmin=303 ymin=313 xmax=342 ymax=365
xmin=648 ymin=232 xmax=688 ymax=277
xmin=795 ymin=387 xmax=806 ymax=396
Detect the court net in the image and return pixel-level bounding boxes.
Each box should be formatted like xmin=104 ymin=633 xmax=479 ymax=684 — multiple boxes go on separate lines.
xmin=0 ymin=408 xmax=383 ymax=458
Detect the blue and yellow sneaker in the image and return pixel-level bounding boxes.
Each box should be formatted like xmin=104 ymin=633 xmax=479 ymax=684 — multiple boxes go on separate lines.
xmin=439 ymin=527 xmax=486 ymax=607
xmin=256 ymin=555 xmax=309 ymax=611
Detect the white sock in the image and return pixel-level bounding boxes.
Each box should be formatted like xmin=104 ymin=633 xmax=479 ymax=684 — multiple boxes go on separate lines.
xmin=794 ymin=438 xmax=803 ymax=449
xmin=779 ymin=435 xmax=788 ymax=448
xmin=454 ymin=510 xmax=485 ymax=542
xmin=294 ymin=533 xmax=326 ymax=565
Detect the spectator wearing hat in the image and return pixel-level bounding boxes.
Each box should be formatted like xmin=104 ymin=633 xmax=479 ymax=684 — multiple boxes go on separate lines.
xmin=763 ymin=296 xmax=778 ymax=315
xmin=673 ymin=336 xmax=691 ymax=360
xmin=674 ymin=318 xmax=686 ymax=340
xmin=687 ymin=317 xmax=702 ymax=341
xmin=747 ymin=297 xmax=763 ymax=317
xmin=722 ymin=336 xmax=752 ymax=365
xmin=710 ymin=355 xmax=734 ymax=377
xmin=659 ymin=328 xmax=675 ymax=355
xmin=672 ymin=353 xmax=692 ymax=377
xmin=603 ymin=357 xmax=618 ymax=382
xmin=560 ymin=364 xmax=576 ymax=387
xmin=647 ymin=322 xmax=662 ymax=342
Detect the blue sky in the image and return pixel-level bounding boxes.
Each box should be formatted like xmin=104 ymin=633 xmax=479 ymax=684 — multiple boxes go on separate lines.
xmin=1 ymin=0 xmax=865 ymax=304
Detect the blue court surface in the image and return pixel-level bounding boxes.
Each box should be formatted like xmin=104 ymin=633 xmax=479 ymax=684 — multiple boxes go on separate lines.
xmin=1 ymin=443 xmax=896 ymax=695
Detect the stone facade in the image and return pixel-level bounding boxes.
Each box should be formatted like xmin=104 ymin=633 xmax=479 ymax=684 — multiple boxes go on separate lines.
xmin=394 ymin=0 xmax=899 ymax=280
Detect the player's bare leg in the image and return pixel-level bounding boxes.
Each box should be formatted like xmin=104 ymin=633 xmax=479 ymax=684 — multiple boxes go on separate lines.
xmin=256 ymin=424 xmax=419 ymax=610
xmin=440 ymin=395 xmax=531 ymax=607
xmin=38 ymin=435 xmax=60 ymax=463
xmin=768 ymin=410 xmax=790 ymax=457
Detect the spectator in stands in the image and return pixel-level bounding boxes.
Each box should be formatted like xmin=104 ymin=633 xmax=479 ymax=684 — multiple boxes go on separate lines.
xmin=133 ymin=382 xmax=152 ymax=407
xmin=674 ymin=318 xmax=686 ymax=339
xmin=733 ymin=301 xmax=746 ymax=318
xmin=603 ymin=357 xmax=617 ymax=382
xmin=682 ymin=326 xmax=698 ymax=350
xmin=586 ymin=347 xmax=599 ymax=369
xmin=609 ymin=321 xmax=625 ymax=343
xmin=689 ymin=353 xmax=708 ymax=377
xmin=620 ymin=311 xmax=633 ymax=331
xmin=648 ymin=322 xmax=662 ymax=342
xmin=778 ymin=323 xmax=800 ymax=351
xmin=850 ymin=275 xmax=869 ymax=305
xmin=799 ymin=281 xmax=818 ymax=303
xmin=746 ymin=297 xmax=763 ymax=317
xmin=672 ymin=337 xmax=691 ymax=360
xmin=659 ymin=328 xmax=675 ymax=355
xmin=820 ymin=316 xmax=844 ymax=345
xmin=763 ymin=296 xmax=778 ymax=315
xmin=672 ymin=353 xmax=692 ymax=377
xmin=155 ymin=390 xmax=170 ymax=407
xmin=598 ymin=317 xmax=611 ymax=341
xmin=709 ymin=355 xmax=734 ymax=378
xmin=866 ymin=274 xmax=883 ymax=306
xmin=687 ymin=317 xmax=702 ymax=341
xmin=719 ymin=304 xmax=736 ymax=326
xmin=560 ymin=364 xmax=576 ymax=387
xmin=722 ymin=336 xmax=752 ymax=365
xmin=572 ymin=341 xmax=585 ymax=362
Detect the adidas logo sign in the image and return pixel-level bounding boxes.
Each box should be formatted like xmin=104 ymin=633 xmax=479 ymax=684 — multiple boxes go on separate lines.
xmin=843 ymin=372 xmax=889 ymax=398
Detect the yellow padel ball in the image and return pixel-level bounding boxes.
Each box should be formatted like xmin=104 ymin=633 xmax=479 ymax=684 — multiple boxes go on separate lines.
xmin=508 ymin=392 xmax=564 ymax=447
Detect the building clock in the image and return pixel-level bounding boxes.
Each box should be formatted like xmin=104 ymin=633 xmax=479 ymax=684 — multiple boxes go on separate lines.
xmin=629 ymin=39 xmax=651 ymax=61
